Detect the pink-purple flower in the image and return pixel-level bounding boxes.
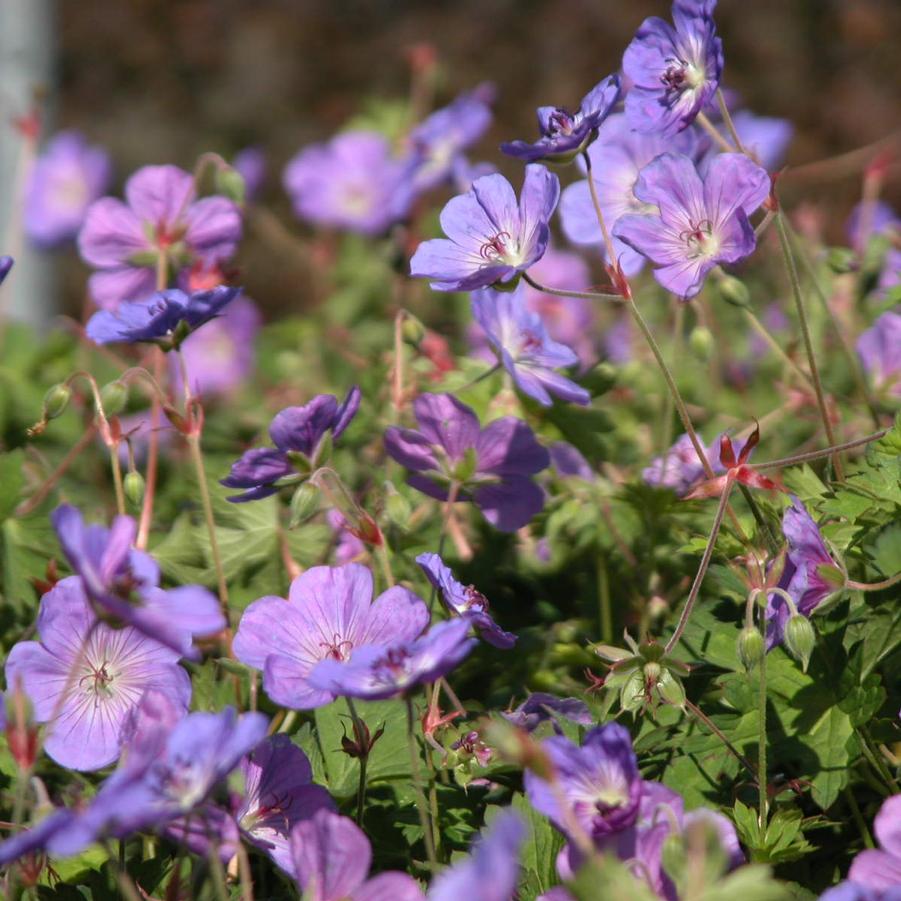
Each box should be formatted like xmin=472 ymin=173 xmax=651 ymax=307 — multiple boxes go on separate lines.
xmin=845 ymin=794 xmax=901 ymax=895
xmin=642 ymin=432 xmax=722 ymax=496
xmin=410 ymin=165 xmax=560 ymax=291
xmin=384 ymin=393 xmax=550 ymax=532
xmin=0 ymin=256 xmax=13 ymax=285
xmin=233 ymin=563 xmax=429 ymax=709
xmin=857 ymin=311 xmax=901 ymax=400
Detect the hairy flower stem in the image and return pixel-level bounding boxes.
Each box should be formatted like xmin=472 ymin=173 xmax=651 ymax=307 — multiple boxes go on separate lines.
xmin=345 ymin=698 xmax=369 ymax=826
xmin=695 ymin=111 xmax=735 ymax=153
xmin=664 ymin=482 xmax=733 ymax=655
xmin=597 ymin=556 xmax=613 ymax=644
xmin=757 ymin=603 xmax=768 ymax=828
xmin=775 ymin=211 xmax=845 ymax=480
xmin=755 ymin=428 xmax=888 ymax=471
xmin=847 ymin=571 xmax=901 ymax=592
xmin=206 ymin=845 xmax=231 ymax=901
xmin=521 ymin=272 xmax=621 ymax=303
xmin=405 ymin=697 xmax=439 ymax=872
xmin=582 ymin=150 xmax=619 ymax=269
xmin=742 ymin=308 xmax=813 ymax=389
xmin=110 ymin=448 xmax=126 ymax=516
xmin=716 ymin=88 xmax=747 ymax=155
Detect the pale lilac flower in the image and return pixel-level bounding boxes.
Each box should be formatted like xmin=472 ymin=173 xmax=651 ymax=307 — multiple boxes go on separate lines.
xmin=604 ymin=315 xmax=635 ymax=365
xmin=471 ymin=287 xmax=590 ymax=407
xmin=428 ymin=810 xmax=525 ymax=901
xmin=283 ymin=131 xmax=416 ymax=236
xmin=327 ymin=509 xmax=366 ymax=565
xmin=308 ymin=618 xmax=476 ymax=702
xmin=290 ymin=809 xmax=424 ymax=900
xmin=642 ymin=433 xmax=722 ymax=496
xmin=410 ymin=165 xmax=560 ymax=292
xmin=560 ymin=113 xmax=701 ymax=276
xmin=233 ymin=146 xmax=266 ymax=201
xmin=4 ymin=577 xmax=190 ymax=771
xmin=501 ymin=75 xmax=621 ymax=163
xmin=549 ymin=442 xmax=594 ymax=480
xmin=416 ymin=552 xmax=516 ymax=649
xmin=384 ymin=393 xmax=550 ymax=532
xmin=233 ymin=563 xmax=429 ymax=709
xmin=846 ymin=799 xmax=901 ymax=894
xmin=222 ymin=387 xmax=361 ymax=502
xmin=0 ymin=256 xmax=13 ymax=285
xmin=857 ymin=311 xmax=901 ymax=399
xmin=504 ymin=693 xmax=593 ymax=733
xmin=52 ymin=505 xmax=225 ymax=658
xmin=623 ymin=0 xmax=723 ymax=135
xmin=78 ymin=164 xmax=242 ymax=309
xmin=25 ymin=131 xmax=112 ymax=248
xmin=846 ymin=201 xmax=898 ymax=255
xmin=727 ymin=111 xmax=793 ymax=171
xmin=819 ymin=885 xmax=898 ymax=901
xmin=613 ymin=152 xmax=769 ymax=299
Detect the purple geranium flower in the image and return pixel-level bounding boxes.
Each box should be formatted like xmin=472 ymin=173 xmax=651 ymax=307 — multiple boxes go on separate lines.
xmin=524 ymin=722 xmax=642 ymax=842
xmin=283 ymin=131 xmax=415 ymax=236
xmin=308 ymin=618 xmax=476 ymax=702
xmin=560 ymin=113 xmax=701 ymax=276
xmin=221 ymin=387 xmax=360 ymax=502
xmin=613 ymin=152 xmax=770 ymax=299
xmin=471 ymin=287 xmax=590 ymax=407
xmin=857 ymin=311 xmax=901 ymax=399
xmin=0 ymin=256 xmax=13 ymax=285
xmin=233 ymin=146 xmax=266 ymax=202
xmin=429 ymin=809 xmax=525 ymax=901
xmin=416 ymin=552 xmax=516 ymax=649
xmin=233 ymin=563 xmax=429 ymax=709
xmin=409 ymin=88 xmax=493 ymax=193
xmin=290 ymin=809 xmax=424 ymax=900
xmin=766 ymin=498 xmax=842 ymax=648
xmin=623 ymin=0 xmax=723 ymax=135
xmin=51 ymin=505 xmax=225 ymax=658
xmin=504 ymin=692 xmax=593 ymax=733
xmin=642 ymin=432 xmax=722 ymax=496
xmin=549 ymin=442 xmax=594 ymax=481
xmin=78 ymin=164 xmax=242 ymax=310
xmin=410 ymin=164 xmax=560 ymax=292
xmin=86 ymin=286 xmax=240 ymax=348
xmin=5 ymin=576 xmax=190 ymax=771
xmin=501 ymin=75 xmax=621 ymax=163
xmin=848 ymin=796 xmax=901 ymax=892
xmin=846 ymin=201 xmax=898 ymax=255
xmin=24 ymin=131 xmax=112 ymax=248
xmin=384 ymin=393 xmax=550 ymax=532
xmin=727 ymin=111 xmax=793 ymax=171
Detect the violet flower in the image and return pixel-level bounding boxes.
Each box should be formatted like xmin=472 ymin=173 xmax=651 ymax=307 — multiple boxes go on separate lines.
xmin=766 ymin=498 xmax=842 ymax=649
xmin=290 ymin=809 xmax=424 ymax=900
xmin=501 ymin=75 xmax=621 ymax=163
xmin=410 ymin=164 xmax=560 ymax=292
xmin=503 ymin=692 xmax=593 ymax=733
xmin=857 ymin=311 xmax=901 ymax=400
xmin=642 ymin=432 xmax=722 ymax=496
xmin=233 ymin=563 xmax=429 ymax=709
xmin=283 ymin=131 xmax=416 ymax=236
xmin=847 ymin=796 xmax=901 ymax=893
xmin=307 ymin=618 xmax=476 ymax=702
xmin=726 ymin=111 xmax=793 ymax=171
xmin=0 ymin=256 xmax=13 ymax=285
xmin=416 ymin=552 xmax=517 ymax=649
xmin=233 ymin=146 xmax=266 ymax=202
xmin=471 ymin=287 xmax=590 ymax=407
xmin=613 ymin=152 xmax=770 ymax=299
xmin=846 ymin=201 xmax=898 ymax=255
xmin=549 ymin=442 xmax=594 ymax=481
xmin=623 ymin=0 xmax=723 ymax=135
xmin=78 ymin=164 xmax=242 ymax=310
xmin=5 ymin=576 xmax=190 ymax=771
xmin=51 ymin=505 xmax=225 ymax=658
xmin=24 ymin=131 xmax=112 ymax=248
xmin=222 ymin=387 xmax=361 ymax=502
xmin=429 ymin=809 xmax=525 ymax=901
xmin=86 ymin=286 xmax=240 ymax=348
xmin=384 ymin=393 xmax=550 ymax=533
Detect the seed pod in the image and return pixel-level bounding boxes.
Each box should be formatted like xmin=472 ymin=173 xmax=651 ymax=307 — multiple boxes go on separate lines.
xmin=784 ymin=614 xmax=816 ymax=673
xmin=688 ymin=326 xmax=715 ymax=361
xmin=289 ymin=482 xmax=319 ymax=528
xmin=737 ymin=625 xmax=765 ymax=671
xmin=43 ymin=383 xmax=72 ymax=420
xmin=100 ymin=380 xmax=129 ymax=416
xmin=124 ymin=470 xmax=145 ymax=507
xmin=716 ymin=274 xmax=750 ymax=307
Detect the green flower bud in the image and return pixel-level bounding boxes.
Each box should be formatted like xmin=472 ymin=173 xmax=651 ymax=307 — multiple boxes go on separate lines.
xmin=688 ymin=326 xmax=715 ymax=361
xmin=737 ymin=625 xmax=765 ymax=671
xmin=289 ymin=482 xmax=319 ymax=528
xmin=784 ymin=614 xmax=816 ymax=672
xmin=124 ymin=470 xmax=145 ymax=507
xmin=100 ymin=380 xmax=129 ymax=416
xmin=825 ymin=247 xmax=856 ymax=274
xmin=43 ymin=383 xmax=72 ymax=420
xmin=384 ymin=490 xmax=411 ymax=531
xmin=716 ymin=274 xmax=750 ymax=307
xmin=401 ymin=314 xmax=426 ymax=347
xmin=215 ymin=166 xmax=246 ymax=204
xmin=655 ymin=669 xmax=686 ymax=708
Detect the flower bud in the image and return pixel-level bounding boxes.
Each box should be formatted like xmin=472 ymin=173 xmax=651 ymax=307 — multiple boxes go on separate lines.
xmin=100 ymin=380 xmax=129 ymax=416
xmin=289 ymin=482 xmax=319 ymax=528
xmin=716 ymin=274 xmax=750 ymax=307
xmin=124 ymin=470 xmax=145 ymax=507
xmin=401 ymin=314 xmax=427 ymax=347
xmin=43 ymin=383 xmax=72 ymax=420
xmin=826 ymin=247 xmax=856 ymax=274
xmin=215 ymin=166 xmax=246 ymax=204
xmin=784 ymin=614 xmax=816 ymax=672
xmin=655 ymin=669 xmax=686 ymax=708
xmin=384 ymin=489 xmax=411 ymax=531
xmin=737 ymin=625 xmax=765 ymax=670
xmin=688 ymin=326 xmax=715 ymax=361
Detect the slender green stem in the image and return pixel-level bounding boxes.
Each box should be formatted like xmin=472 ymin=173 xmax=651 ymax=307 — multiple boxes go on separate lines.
xmin=716 ymin=88 xmax=747 ymax=155
xmin=521 ymin=272 xmax=622 ymax=303
xmin=859 ymin=724 xmax=900 ymax=793
xmin=737 ymin=483 xmax=780 ymax=556
xmin=597 ymin=556 xmax=613 ymax=644
xmin=847 ymin=571 xmax=901 ymax=592
xmin=742 ymin=307 xmax=813 ymax=389
xmin=345 ymin=698 xmax=369 ymax=826
xmin=405 ymin=697 xmax=438 ymax=871
xmin=374 ymin=541 xmax=395 ymax=589
xmin=683 ymin=698 xmax=757 ymax=778
xmin=757 ymin=594 xmax=769 ymax=827
xmin=775 ymin=211 xmax=844 ymax=480
xmin=659 ymin=302 xmax=683 ymax=456
xmin=206 ymin=846 xmax=230 ymax=901
xmin=696 ymin=110 xmax=735 ymax=153
xmin=844 ymin=786 xmax=874 ymax=849
xmin=110 ymin=447 xmax=126 ymax=516
xmin=755 ymin=428 xmax=888 ymax=471
xmin=582 ymin=150 xmax=620 ymax=269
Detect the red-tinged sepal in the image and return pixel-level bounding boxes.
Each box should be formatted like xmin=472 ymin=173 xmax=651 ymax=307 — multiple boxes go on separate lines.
xmin=719 ymin=435 xmax=737 ymax=469
xmin=738 ymin=423 xmax=761 ymax=464
xmin=735 ymin=465 xmax=784 ymax=493
xmin=683 ymin=475 xmax=731 ymax=500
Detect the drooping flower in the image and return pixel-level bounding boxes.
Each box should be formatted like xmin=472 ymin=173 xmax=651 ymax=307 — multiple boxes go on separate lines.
xmin=410 ymin=164 xmax=560 ymax=292
xmin=233 ymin=563 xmax=429 ymax=709
xmin=416 ymin=552 xmax=517 ymax=648
xmin=4 ymin=577 xmax=190 ymax=771
xmin=623 ymin=0 xmax=723 ymax=135
xmin=524 ymin=722 xmax=643 ymax=843
xmin=642 ymin=432 xmax=722 ymax=496
xmin=846 ymin=795 xmax=901 ymax=893
xmin=78 ymin=164 xmax=242 ymax=309
xmin=221 ymin=387 xmax=361 ymax=502
xmin=504 ymin=692 xmax=593 ymax=733
xmin=857 ymin=311 xmax=901 ymax=400
xmin=24 ymin=131 xmax=112 ymax=248
xmin=471 ymin=287 xmax=590 ymax=407
xmin=501 ymin=75 xmax=621 ymax=163
xmin=766 ymin=498 xmax=842 ymax=648
xmin=0 ymin=256 xmax=13 ymax=285
xmin=429 ymin=810 xmax=525 ymax=901
xmin=384 ymin=393 xmax=550 ymax=532
xmin=308 ymin=618 xmax=476 ymax=702
xmin=613 ymin=152 xmax=770 ymax=299
xmin=86 ymin=286 xmax=240 ymax=348
xmin=51 ymin=505 xmax=225 ymax=657
xmin=409 ymin=88 xmax=493 ymax=193
xmin=283 ymin=131 xmax=416 ymax=236
xmin=290 ymin=809 xmax=424 ymax=900
xmin=560 ymin=113 xmax=701 ymax=276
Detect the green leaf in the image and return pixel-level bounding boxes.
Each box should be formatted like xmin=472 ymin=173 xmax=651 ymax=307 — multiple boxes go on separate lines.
xmin=871 ymin=525 xmax=901 ymax=578
xmin=0 ymin=449 xmax=26 ymax=522
xmin=512 ymin=792 xmax=565 ymax=898
xmin=803 ymin=705 xmax=856 ymax=810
